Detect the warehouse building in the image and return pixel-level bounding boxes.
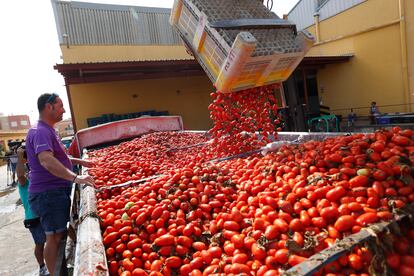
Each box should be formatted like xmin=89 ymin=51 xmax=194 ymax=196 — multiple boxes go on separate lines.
xmin=288 ymin=0 xmax=414 ymax=119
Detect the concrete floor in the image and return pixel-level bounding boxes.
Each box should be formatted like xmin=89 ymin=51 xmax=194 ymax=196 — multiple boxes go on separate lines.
xmin=0 ymin=164 xmax=39 ymax=276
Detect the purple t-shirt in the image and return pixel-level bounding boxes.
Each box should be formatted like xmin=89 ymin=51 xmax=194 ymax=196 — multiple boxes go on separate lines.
xmin=26 ymin=120 xmax=72 ymax=193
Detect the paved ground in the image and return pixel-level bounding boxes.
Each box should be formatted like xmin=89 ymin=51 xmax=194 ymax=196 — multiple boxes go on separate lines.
xmin=0 ymin=164 xmax=39 ymax=275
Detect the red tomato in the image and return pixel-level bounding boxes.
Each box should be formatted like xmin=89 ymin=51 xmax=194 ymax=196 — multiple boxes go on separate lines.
xmin=223 ymin=221 xmax=241 ymax=231
xmin=349 ymin=175 xmax=369 ymax=188
xmin=326 ymin=186 xmax=347 ymax=202
xmin=392 ymin=135 xmax=410 ymax=146
xmin=229 ymin=263 xmax=250 ymax=274
xmin=208 ymin=246 xmax=222 ymax=259
xmin=334 ymin=215 xmax=356 ymax=232
xmin=232 ymin=253 xmax=249 ymax=264
xmin=165 ymin=256 xmax=182 ymax=268
xmin=348 ymin=254 xmax=363 ymax=271
xmin=251 ymin=243 xmax=267 ymax=260
xmin=153 ymin=234 xmax=175 ymax=247
xmin=401 ymin=255 xmax=414 ymax=268
xmin=320 ymin=206 xmax=339 ymax=222
xmin=275 ymin=249 xmax=289 ymax=264
xmin=400 ymin=265 xmax=414 ymax=276
xmin=356 ymin=213 xmax=379 ymax=226
xmin=103 ymin=232 xmax=118 ymax=246
xmin=132 ymin=268 xmax=148 ymax=276
xmin=288 ymin=255 xmax=307 ymax=266
xmin=265 ymin=225 xmax=279 ymax=240
xmin=274 ymin=218 xmax=289 ymax=233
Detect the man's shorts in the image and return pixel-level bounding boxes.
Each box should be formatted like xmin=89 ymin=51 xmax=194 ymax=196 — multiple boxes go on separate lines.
xmin=28 ymin=187 xmax=72 ymax=235
xmin=28 ymin=222 xmax=46 ymax=245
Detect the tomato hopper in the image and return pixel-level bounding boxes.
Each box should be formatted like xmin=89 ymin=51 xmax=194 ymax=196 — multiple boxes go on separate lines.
xmin=170 ymin=0 xmax=314 ymax=94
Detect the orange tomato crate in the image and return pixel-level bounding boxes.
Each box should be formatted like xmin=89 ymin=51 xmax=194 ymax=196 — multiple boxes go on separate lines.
xmin=170 ymin=0 xmax=314 ymax=93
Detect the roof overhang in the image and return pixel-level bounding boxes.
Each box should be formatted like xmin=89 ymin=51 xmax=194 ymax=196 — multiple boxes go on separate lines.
xmin=54 ymin=59 xmax=206 ymax=85
xmin=299 ymin=54 xmax=354 ymax=69
xmin=54 ymin=54 xmax=353 ymax=85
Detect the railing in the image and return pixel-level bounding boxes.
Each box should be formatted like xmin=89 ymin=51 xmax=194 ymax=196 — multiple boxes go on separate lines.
xmin=331 ymin=102 xmax=414 ymax=114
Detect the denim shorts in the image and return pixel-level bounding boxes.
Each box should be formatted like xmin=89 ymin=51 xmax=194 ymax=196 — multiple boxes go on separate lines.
xmin=28 ymin=187 xmax=72 ymax=235
xmin=28 ymin=221 xmax=46 ymax=245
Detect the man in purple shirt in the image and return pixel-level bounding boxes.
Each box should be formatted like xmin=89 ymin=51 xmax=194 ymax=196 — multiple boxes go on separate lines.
xmin=26 ymin=93 xmax=94 ymax=275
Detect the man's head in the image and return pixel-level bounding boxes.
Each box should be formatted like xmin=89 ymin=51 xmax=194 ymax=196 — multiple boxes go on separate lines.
xmin=371 ymin=101 xmax=376 ymax=106
xmin=37 ymin=93 xmax=65 ymax=123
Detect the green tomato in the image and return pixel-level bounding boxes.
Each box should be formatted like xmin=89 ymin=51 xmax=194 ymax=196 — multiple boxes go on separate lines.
xmin=357 ymin=168 xmax=370 ymax=176
xmin=121 ymin=212 xmax=130 ymax=221
xmin=124 ymin=202 xmax=135 ymax=210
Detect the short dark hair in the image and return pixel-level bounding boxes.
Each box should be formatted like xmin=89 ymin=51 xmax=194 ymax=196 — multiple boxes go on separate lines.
xmin=37 ymin=93 xmax=59 ymax=112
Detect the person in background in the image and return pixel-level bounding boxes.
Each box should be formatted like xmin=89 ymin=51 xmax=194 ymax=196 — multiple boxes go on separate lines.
xmin=370 ymin=101 xmax=380 ymax=124
xmin=26 ymin=93 xmax=95 ymax=275
xmin=16 ymin=146 xmax=50 ymax=276
xmin=347 ymin=108 xmax=357 ymax=129
xmin=9 ymin=147 xmax=18 ymax=185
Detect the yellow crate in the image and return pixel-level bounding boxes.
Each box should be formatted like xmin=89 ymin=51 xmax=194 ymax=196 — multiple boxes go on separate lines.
xmin=170 ymin=0 xmax=314 ymax=93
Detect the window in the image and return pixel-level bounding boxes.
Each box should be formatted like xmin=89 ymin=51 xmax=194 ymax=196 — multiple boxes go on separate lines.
xmin=10 ymin=121 xmax=17 ymax=127
xmin=20 ymin=120 xmax=28 ymax=126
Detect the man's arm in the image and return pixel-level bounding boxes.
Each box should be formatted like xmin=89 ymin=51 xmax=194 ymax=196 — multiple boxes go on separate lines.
xmin=16 ymin=149 xmax=27 ymax=185
xmin=69 ymin=157 xmax=94 ymax=168
xmin=38 ymin=151 xmax=95 ymax=186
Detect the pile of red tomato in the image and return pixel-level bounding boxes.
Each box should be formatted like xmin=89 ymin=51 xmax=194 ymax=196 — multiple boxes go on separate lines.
xmin=88 ymin=84 xmax=282 ymax=188
xmin=208 ymin=85 xmax=280 ymax=156
xmin=93 ymin=127 xmax=414 ymax=275
xmin=88 ymin=132 xmax=217 ymax=187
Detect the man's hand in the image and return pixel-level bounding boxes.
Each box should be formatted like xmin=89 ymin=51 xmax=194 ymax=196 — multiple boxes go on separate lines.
xmin=69 ymin=157 xmax=96 ymax=168
xmin=74 ymin=175 xmax=95 ymax=187
xmin=17 ymin=147 xmax=26 ymax=161
xmin=16 ymin=147 xmax=27 ymax=185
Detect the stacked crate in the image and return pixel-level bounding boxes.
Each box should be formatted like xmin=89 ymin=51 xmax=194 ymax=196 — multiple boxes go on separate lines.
xmin=170 ymin=0 xmax=314 ymax=93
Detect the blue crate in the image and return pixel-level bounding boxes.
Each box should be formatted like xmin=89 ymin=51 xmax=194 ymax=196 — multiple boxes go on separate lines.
xmin=376 ymin=117 xmax=390 ymax=125
xmin=87 ymin=117 xmax=102 ymax=127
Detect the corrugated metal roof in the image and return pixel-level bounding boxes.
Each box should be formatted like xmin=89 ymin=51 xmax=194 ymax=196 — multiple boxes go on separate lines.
xmin=51 ymin=0 xmax=182 ymax=45
xmin=317 ymin=0 xmax=365 ymax=21
xmin=61 ymin=57 xmax=195 ymax=65
xmin=305 ymin=53 xmax=354 ymax=58
xmin=287 ymin=0 xmax=316 ymax=31
xmin=288 ymin=0 xmax=366 ymax=30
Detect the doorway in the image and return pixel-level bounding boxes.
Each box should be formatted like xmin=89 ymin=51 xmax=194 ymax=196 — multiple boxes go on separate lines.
xmin=281 ymin=69 xmax=320 ymax=131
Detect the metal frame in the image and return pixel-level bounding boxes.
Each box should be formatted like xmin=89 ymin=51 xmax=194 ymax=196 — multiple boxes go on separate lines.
xmin=284 ymin=212 xmax=410 ymax=275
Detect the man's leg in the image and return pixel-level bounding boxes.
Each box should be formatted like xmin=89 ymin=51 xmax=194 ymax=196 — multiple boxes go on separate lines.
xmin=29 ymin=187 xmax=71 ymax=275
xmin=44 ymin=232 xmax=65 ymax=275
xmin=34 ymin=243 xmax=45 ymax=267
xmin=29 ymin=221 xmax=48 ymax=275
